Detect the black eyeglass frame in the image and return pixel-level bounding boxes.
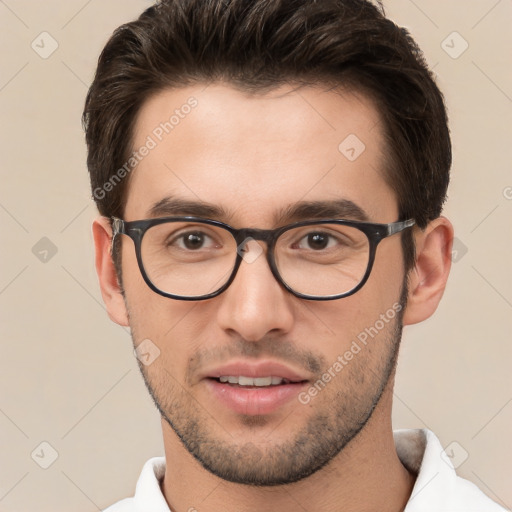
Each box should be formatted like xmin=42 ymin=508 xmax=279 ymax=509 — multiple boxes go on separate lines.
xmin=111 ymin=216 xmax=415 ymax=301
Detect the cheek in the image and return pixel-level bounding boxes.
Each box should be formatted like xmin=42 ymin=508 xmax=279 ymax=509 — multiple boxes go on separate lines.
xmin=122 ymin=255 xmax=215 ymax=381
xmin=293 ymin=245 xmax=404 ymax=363
xmin=120 ymin=244 xmax=187 ymax=339
xmin=364 ymin=234 xmax=405 ymax=303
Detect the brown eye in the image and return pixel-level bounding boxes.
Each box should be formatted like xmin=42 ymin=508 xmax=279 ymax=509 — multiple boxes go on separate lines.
xmin=181 ymin=232 xmax=206 ymax=250
xmin=306 ymin=233 xmax=329 ymax=250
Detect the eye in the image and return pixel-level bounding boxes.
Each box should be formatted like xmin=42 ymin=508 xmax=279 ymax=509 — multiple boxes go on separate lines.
xmin=296 ymin=232 xmax=339 ymax=250
xmin=172 ymin=231 xmax=217 ymax=250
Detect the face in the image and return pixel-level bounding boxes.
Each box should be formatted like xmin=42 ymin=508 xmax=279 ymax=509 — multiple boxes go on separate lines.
xmin=118 ymin=83 xmax=407 ymax=485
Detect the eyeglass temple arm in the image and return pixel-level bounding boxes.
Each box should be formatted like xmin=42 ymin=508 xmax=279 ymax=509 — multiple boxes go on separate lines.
xmin=110 ymin=217 xmax=125 ymax=254
xmin=387 ymin=218 xmax=415 ymax=236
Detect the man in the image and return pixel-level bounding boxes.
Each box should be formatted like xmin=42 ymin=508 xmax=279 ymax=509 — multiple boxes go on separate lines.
xmin=83 ymin=0 xmax=505 ymax=510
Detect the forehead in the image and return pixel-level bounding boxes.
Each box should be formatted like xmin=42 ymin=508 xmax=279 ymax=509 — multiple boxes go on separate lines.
xmin=125 ymin=83 xmax=397 ymax=224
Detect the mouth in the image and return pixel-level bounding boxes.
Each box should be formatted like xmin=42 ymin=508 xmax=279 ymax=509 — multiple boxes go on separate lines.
xmin=209 ymin=375 xmax=306 ymax=387
xmin=203 ymin=362 xmax=310 ymax=415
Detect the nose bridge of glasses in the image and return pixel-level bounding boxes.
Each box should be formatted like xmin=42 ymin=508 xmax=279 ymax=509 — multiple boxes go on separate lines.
xmin=229 ymin=228 xmax=284 ymax=295
xmin=234 ymin=227 xmax=277 ymax=251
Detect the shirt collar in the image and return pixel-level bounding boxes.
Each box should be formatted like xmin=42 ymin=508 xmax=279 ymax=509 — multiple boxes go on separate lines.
xmin=133 ymin=456 xmax=169 ymax=511
xmin=395 ymin=428 xmax=459 ymax=511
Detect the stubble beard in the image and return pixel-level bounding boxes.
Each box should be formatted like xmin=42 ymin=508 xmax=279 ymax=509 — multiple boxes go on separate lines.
xmin=130 ymin=287 xmax=407 ymax=486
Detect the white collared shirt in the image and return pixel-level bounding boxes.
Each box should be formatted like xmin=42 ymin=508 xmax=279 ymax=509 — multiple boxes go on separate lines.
xmin=103 ymin=429 xmax=506 ymax=511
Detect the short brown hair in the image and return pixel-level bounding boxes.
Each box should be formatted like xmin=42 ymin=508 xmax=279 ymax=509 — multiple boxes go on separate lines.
xmin=83 ymin=0 xmax=451 ymax=282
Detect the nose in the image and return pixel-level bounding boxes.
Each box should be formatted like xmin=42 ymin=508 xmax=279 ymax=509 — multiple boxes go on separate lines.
xmin=215 ymin=239 xmax=295 ymax=342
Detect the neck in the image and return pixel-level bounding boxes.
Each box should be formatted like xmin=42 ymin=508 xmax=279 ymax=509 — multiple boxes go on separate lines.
xmin=160 ymin=384 xmax=415 ymax=512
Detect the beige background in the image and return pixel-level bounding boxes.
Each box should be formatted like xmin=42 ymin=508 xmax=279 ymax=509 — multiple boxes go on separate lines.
xmin=0 ymin=1 xmax=511 ymax=510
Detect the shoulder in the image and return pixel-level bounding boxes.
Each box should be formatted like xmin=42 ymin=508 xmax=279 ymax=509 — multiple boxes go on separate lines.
xmin=394 ymin=429 xmax=506 ymax=511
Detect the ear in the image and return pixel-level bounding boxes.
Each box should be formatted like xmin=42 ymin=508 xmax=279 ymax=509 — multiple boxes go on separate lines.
xmin=92 ymin=216 xmax=129 ymax=327
xmin=402 ymin=216 xmax=454 ymax=326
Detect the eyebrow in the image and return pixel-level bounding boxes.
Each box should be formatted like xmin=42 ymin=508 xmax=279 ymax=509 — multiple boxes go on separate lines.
xmin=275 ymin=199 xmax=370 ymax=223
xmin=148 ymin=196 xmax=229 ymax=219
xmin=147 ymin=196 xmax=370 ymax=224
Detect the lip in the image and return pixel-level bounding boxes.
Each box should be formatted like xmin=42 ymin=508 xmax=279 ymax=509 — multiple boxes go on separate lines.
xmin=202 ymin=360 xmax=310 ymax=416
xmin=204 ymin=361 xmax=310 ymax=382
xmin=205 ymin=379 xmax=308 ymax=415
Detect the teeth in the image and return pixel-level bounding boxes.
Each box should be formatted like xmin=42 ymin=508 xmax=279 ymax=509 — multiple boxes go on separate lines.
xmin=239 ymin=376 xmax=255 ymax=386
xmin=217 ymin=376 xmax=286 ymax=386
xmin=253 ymin=377 xmax=272 ymax=386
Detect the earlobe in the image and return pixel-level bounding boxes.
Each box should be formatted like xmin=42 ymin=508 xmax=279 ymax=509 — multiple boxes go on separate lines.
xmin=92 ymin=217 xmax=130 ymax=327
xmin=402 ymin=216 xmax=454 ymax=326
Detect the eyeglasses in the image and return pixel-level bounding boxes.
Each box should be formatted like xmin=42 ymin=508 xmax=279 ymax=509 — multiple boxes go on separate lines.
xmin=111 ymin=216 xmax=415 ymax=301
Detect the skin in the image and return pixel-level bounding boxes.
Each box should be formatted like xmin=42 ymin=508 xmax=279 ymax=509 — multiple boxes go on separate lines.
xmin=93 ymin=83 xmax=453 ymax=512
